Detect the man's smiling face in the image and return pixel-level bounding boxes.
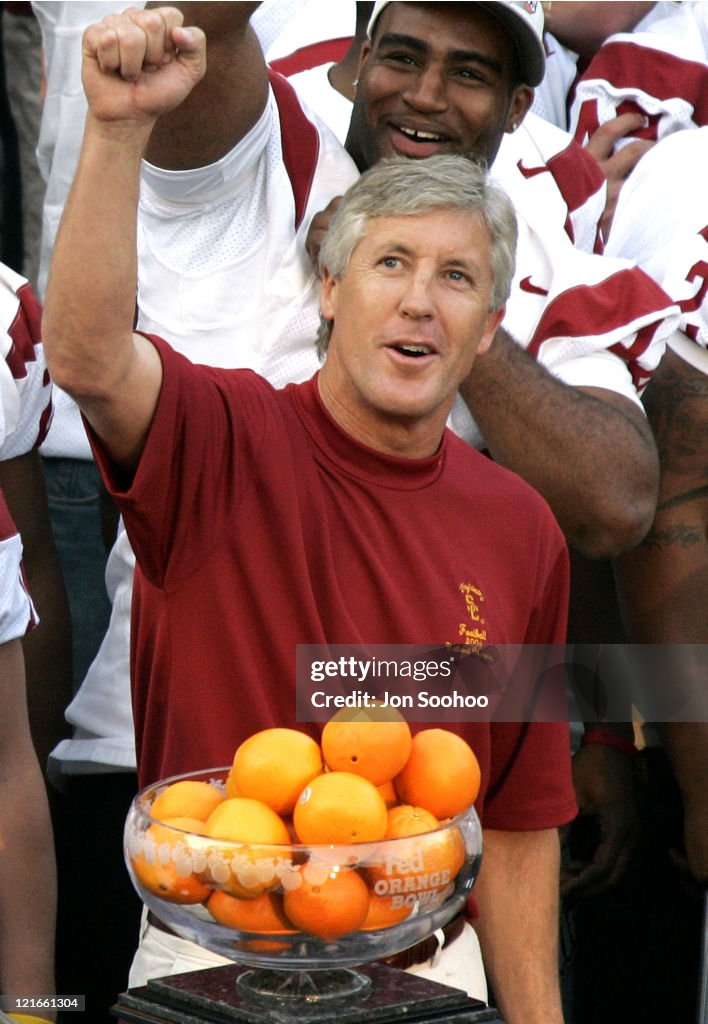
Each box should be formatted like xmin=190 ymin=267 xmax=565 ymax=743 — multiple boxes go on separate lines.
xmin=346 ymin=2 xmax=532 ymax=171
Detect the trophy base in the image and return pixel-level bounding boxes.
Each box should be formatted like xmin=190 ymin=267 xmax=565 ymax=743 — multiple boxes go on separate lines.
xmin=112 ymin=962 xmax=502 ymax=1023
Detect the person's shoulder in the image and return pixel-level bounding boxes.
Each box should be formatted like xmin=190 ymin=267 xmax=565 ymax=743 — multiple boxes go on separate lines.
xmin=444 ymin=432 xmax=563 ymax=536
xmin=143 ymin=334 xmax=279 ymax=402
xmin=268 ymin=70 xmax=359 ymax=225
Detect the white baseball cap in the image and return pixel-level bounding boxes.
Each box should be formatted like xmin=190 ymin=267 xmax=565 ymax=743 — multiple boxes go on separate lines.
xmin=367 ymin=1 xmax=546 ymax=87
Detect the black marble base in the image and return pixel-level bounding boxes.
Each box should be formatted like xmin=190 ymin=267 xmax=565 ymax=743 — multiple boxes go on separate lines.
xmin=112 ymin=963 xmax=502 ymax=1024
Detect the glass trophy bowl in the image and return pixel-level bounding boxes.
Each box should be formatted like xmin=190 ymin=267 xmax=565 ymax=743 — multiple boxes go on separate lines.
xmin=124 ymin=766 xmax=483 ymax=1011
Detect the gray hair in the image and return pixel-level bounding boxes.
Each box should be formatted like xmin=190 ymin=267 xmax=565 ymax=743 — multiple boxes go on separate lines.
xmin=317 ymin=154 xmax=517 ymax=356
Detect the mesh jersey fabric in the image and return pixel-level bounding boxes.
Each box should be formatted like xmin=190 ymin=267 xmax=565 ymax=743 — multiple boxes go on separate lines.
xmin=0 ymin=262 xmax=52 ymax=459
xmin=570 ymin=2 xmax=708 ymax=150
xmin=0 ymin=489 xmax=37 ymax=644
xmin=606 ymin=127 xmax=708 ymax=355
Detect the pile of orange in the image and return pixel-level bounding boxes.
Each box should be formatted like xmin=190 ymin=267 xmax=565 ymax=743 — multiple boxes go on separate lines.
xmin=130 ymin=715 xmax=481 ymax=945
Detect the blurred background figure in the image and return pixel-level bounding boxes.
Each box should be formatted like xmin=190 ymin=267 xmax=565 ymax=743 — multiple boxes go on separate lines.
xmin=0 ymin=259 xmax=59 ymax=1024
xmin=1 ymin=2 xmax=44 ymax=289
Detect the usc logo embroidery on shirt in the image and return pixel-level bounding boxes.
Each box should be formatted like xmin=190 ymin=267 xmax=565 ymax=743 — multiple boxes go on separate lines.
xmin=457 ymin=582 xmax=488 ymax=646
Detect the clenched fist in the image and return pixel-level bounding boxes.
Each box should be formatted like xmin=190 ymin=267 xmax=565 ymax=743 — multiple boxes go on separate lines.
xmin=82 ymin=5 xmax=206 ymax=126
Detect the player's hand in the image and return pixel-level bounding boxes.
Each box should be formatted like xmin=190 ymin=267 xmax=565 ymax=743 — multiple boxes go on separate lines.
xmin=560 ymin=742 xmax=640 ymax=898
xmin=82 ymin=6 xmax=206 ymax=126
xmin=306 ymin=196 xmax=343 ymax=274
xmin=583 ymin=112 xmax=654 ymax=238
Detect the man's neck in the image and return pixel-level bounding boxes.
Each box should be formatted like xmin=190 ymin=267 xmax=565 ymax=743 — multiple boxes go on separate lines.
xmin=316 ymin=371 xmax=445 ymax=461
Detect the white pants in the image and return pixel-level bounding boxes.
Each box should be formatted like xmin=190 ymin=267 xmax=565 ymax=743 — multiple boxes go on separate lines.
xmin=129 ymin=911 xmax=488 ymax=1003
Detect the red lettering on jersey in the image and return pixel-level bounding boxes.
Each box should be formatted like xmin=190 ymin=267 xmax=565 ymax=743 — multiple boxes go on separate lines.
xmin=573 ymin=98 xmax=600 ymax=146
xmin=5 ymin=281 xmax=41 ymax=381
xmin=678 ymin=225 xmax=708 ymax=316
xmin=680 ymin=261 xmax=708 ymax=316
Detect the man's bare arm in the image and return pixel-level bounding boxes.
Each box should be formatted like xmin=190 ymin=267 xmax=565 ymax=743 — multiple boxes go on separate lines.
xmin=544 ymin=2 xmax=656 ymax=60
xmin=615 ymin=347 xmax=708 ymax=883
xmin=145 ymin=2 xmax=267 ymax=169
xmin=459 ymin=329 xmax=659 ymax=559
xmin=43 ymin=8 xmax=208 ymax=470
xmin=0 ymin=452 xmax=72 ymax=775
xmin=474 ymin=828 xmax=564 ymax=1024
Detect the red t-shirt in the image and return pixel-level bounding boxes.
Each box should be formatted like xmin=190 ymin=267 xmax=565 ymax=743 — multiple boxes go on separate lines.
xmin=94 ymin=337 xmax=576 ymax=831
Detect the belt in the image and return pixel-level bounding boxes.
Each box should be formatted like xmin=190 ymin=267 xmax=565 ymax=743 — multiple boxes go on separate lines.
xmin=148 ymin=909 xmax=465 ymax=971
xmin=378 ymin=912 xmax=466 ymax=970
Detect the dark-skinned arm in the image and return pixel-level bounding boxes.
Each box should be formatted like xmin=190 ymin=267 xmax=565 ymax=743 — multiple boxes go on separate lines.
xmin=0 ymin=451 xmax=72 ymax=776
xmin=544 ymin=2 xmax=656 ymax=60
xmin=144 ymin=2 xmax=267 ymax=169
xmin=615 ymin=346 xmax=708 ymax=884
xmin=459 ymin=328 xmax=659 ymax=559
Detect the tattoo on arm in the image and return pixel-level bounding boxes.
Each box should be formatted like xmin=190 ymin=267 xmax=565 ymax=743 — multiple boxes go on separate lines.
xmin=640 ymin=522 xmax=703 ymax=551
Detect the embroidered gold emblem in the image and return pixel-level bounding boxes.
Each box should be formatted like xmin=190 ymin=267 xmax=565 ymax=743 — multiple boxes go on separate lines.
xmin=457 ymin=583 xmax=487 ymax=646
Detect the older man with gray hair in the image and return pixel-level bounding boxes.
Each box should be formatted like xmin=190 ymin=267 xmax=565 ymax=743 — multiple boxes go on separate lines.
xmin=43 ymin=10 xmax=576 ymax=1016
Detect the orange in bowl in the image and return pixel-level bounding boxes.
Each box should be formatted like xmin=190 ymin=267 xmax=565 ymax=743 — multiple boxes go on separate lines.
xmin=283 ymin=866 xmax=370 ymax=941
xmin=321 ymin=716 xmax=412 ymax=786
xmin=150 ymin=779 xmax=225 ymax=823
xmin=394 ymin=729 xmax=481 ymax=819
xmin=131 ymin=820 xmax=211 ymax=905
xmin=293 ymin=772 xmax=388 ymax=844
xmin=366 ymin=804 xmax=466 ymax=908
xmin=227 ymin=728 xmax=323 ymax=814
xmin=203 ymin=797 xmax=291 ymax=898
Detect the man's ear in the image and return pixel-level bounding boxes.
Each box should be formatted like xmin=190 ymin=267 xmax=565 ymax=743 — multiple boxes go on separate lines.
xmin=320 ymin=267 xmax=338 ymax=321
xmin=505 ymin=85 xmax=534 ymax=133
xmin=356 ymin=40 xmax=372 ymax=81
xmin=477 ymin=307 xmax=505 ymax=355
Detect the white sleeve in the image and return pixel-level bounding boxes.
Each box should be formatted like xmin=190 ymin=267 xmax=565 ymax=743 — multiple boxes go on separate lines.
xmin=0 ymin=264 xmax=52 ymax=461
xmin=140 ymin=95 xmax=273 ymax=203
xmin=0 ymin=496 xmax=37 ymax=643
xmin=606 ymin=128 xmax=708 ymax=354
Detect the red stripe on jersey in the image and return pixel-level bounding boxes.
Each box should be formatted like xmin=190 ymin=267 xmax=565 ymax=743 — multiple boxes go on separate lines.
xmin=18 ymin=561 xmax=38 ymax=629
xmin=527 ymin=267 xmax=673 ymax=356
xmin=546 ymin=139 xmax=605 ymax=248
xmin=5 ymin=280 xmax=41 ymax=380
xmin=546 ymin=139 xmax=604 ymax=214
xmin=270 ymin=37 xmax=353 ymax=78
xmin=268 ymin=70 xmax=320 ymax=231
xmin=0 ymin=488 xmax=15 ymax=543
xmin=35 ymin=395 xmax=54 ymax=450
xmin=609 ymin=320 xmax=660 ymax=392
xmin=580 ymin=41 xmax=708 ymax=124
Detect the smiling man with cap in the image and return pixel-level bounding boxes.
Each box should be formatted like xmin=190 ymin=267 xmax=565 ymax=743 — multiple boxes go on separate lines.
xmin=370 ymin=1 xmax=546 ymax=84
xmin=347 ymin=1 xmax=545 ymax=170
